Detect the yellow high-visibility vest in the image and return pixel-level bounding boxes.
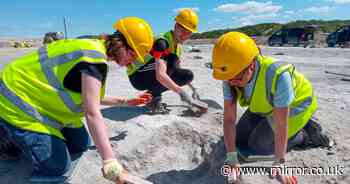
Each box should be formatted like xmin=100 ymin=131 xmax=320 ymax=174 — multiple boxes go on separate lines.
xmin=233 ymin=55 xmax=317 ymax=138
xmin=0 ymin=39 xmax=108 ymax=139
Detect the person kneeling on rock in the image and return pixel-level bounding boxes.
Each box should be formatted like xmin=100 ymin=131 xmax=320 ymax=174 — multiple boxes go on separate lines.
xmin=212 ymin=32 xmax=331 ymax=184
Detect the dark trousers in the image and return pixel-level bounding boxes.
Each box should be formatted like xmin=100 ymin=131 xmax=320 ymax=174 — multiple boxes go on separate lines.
xmin=0 ymin=118 xmax=90 ymax=176
xmin=236 ymin=110 xmax=305 ymax=155
xmin=129 ymin=55 xmax=194 ymax=97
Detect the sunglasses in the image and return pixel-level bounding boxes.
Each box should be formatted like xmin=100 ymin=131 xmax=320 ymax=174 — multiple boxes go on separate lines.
xmin=230 ymin=65 xmax=250 ymax=82
xmin=176 ymin=23 xmax=192 ymax=34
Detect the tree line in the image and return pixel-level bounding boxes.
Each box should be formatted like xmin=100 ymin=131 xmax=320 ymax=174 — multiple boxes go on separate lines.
xmin=191 ymin=20 xmax=350 ymax=39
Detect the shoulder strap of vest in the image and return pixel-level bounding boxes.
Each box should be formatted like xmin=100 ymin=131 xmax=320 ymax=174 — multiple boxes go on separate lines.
xmin=157 ymin=31 xmax=181 ymax=56
xmin=39 ymin=44 xmax=106 ymax=113
xmin=262 ymin=56 xmax=295 ymax=105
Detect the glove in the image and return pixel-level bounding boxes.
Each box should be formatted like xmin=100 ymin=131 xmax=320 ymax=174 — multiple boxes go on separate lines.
xmin=102 ymin=159 xmax=124 ymax=182
xmin=224 ymin=152 xmax=239 ymax=166
xmin=127 ymin=92 xmax=152 ymax=106
xmin=178 ymin=90 xmax=192 ymax=105
xmin=192 ymin=88 xmax=200 ymax=100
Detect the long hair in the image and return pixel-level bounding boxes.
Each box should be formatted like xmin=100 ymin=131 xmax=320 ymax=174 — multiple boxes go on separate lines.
xmin=100 ymin=31 xmax=130 ymax=61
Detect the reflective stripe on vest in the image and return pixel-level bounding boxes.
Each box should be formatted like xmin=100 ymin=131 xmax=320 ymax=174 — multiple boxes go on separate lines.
xmin=289 ymin=97 xmax=312 ymax=116
xmin=127 ymin=55 xmax=152 ymax=75
xmin=0 ymin=80 xmax=64 ymax=129
xmin=264 ymin=61 xmax=312 ymax=117
xmin=38 ymin=46 xmax=106 ymax=113
xmin=0 ymin=46 xmax=106 ymax=129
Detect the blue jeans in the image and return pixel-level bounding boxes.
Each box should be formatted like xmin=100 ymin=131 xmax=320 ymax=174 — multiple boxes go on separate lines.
xmin=236 ymin=110 xmax=305 ymax=155
xmin=0 ymin=118 xmax=90 ymax=176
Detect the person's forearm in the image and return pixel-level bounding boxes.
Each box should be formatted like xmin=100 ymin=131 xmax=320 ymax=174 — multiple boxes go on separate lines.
xmin=273 ymin=107 xmax=289 ymax=160
xmin=274 ymin=121 xmax=288 ymax=159
xmin=155 ymin=59 xmax=182 ymax=93
xmin=101 ymin=95 xmax=127 ymax=106
xmin=224 ymin=119 xmax=236 ymax=152
xmin=85 ymin=112 xmax=114 ymax=160
xmin=157 ymin=71 xmax=182 ymax=93
xmin=223 ymin=101 xmax=237 ymax=153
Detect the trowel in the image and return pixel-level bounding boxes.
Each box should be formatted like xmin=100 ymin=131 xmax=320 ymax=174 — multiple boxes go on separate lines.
xmin=187 ymin=84 xmax=209 ymax=113
xmin=122 ymin=174 xmax=153 ymax=184
xmin=190 ymin=99 xmax=209 ymax=113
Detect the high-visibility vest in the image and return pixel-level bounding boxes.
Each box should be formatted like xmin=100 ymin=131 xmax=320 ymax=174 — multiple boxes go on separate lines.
xmin=233 ymin=55 xmax=317 ymax=138
xmin=0 ymin=39 xmax=108 ymax=139
xmin=127 ymin=31 xmax=182 ymax=76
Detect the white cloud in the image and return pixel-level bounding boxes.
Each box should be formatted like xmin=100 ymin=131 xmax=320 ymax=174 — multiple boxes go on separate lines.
xmin=173 ymin=7 xmax=199 ymax=13
xmin=238 ymin=13 xmax=278 ymax=26
xmin=327 ymin=0 xmax=350 ymax=4
xmin=240 ymin=19 xmax=255 ymax=26
xmin=302 ymin=6 xmax=333 ymax=14
xmin=214 ymin=1 xmax=282 ymax=14
xmin=246 ymin=13 xmax=279 ymax=20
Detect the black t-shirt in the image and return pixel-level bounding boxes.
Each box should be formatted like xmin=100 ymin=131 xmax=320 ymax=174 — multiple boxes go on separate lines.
xmin=151 ymin=38 xmax=179 ymax=68
xmin=153 ymin=38 xmax=169 ymax=52
xmin=151 ymin=38 xmax=179 ymax=62
xmin=63 ymin=62 xmax=107 ymax=93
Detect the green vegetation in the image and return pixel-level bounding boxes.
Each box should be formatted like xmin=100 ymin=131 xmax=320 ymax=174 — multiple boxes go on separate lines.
xmin=192 ymin=20 xmax=350 ymax=39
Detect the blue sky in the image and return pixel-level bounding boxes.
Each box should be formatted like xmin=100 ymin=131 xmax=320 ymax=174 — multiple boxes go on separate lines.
xmin=1 ymin=0 xmax=350 ymax=38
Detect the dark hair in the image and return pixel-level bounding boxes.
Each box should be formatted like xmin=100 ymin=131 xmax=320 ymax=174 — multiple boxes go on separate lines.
xmin=110 ymin=31 xmax=132 ymax=50
xmin=102 ymin=31 xmax=134 ymax=62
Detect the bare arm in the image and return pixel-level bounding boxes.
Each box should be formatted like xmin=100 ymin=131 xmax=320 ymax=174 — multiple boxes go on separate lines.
xmin=155 ymin=59 xmax=182 ymax=93
xmin=82 ymin=73 xmax=114 ymax=161
xmin=101 ymin=94 xmax=152 ymax=107
xmin=101 ymin=95 xmax=127 ymax=106
xmin=223 ymin=99 xmax=237 ymax=153
xmin=273 ymin=107 xmax=289 ymax=160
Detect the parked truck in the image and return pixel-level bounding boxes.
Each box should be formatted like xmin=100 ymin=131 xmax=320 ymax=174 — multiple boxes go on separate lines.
xmin=268 ymin=25 xmax=321 ymax=47
xmin=326 ymin=26 xmax=350 ymax=48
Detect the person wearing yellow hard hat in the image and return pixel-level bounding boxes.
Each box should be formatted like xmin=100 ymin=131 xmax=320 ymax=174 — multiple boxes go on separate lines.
xmin=212 ymin=32 xmax=331 ymax=183
xmin=0 ymin=17 xmax=153 ymax=183
xmin=127 ymin=8 xmax=200 ymax=113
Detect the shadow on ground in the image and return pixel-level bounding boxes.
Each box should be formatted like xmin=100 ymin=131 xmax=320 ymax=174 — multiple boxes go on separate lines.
xmin=200 ymin=99 xmax=223 ymax=110
xmin=88 ymin=131 xmax=128 ymax=150
xmin=101 ymin=106 xmax=149 ymax=121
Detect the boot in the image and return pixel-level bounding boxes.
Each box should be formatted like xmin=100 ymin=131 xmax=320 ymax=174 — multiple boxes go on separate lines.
xmin=146 ymin=96 xmax=169 ymax=114
xmin=300 ymin=119 xmax=331 ymax=148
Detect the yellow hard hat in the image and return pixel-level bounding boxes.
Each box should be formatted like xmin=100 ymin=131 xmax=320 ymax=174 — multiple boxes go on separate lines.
xmin=212 ymin=32 xmax=259 ymax=80
xmin=114 ymin=17 xmax=154 ymax=63
xmin=175 ymin=8 xmax=199 ymax=33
